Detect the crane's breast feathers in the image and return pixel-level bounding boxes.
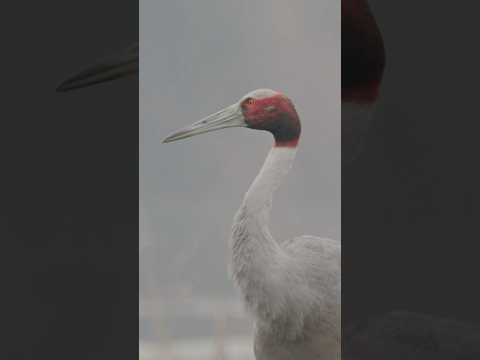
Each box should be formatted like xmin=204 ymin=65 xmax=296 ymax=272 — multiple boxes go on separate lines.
xmin=283 ymin=235 xmax=340 ymax=267
xmin=283 ymin=235 xmax=341 ymax=302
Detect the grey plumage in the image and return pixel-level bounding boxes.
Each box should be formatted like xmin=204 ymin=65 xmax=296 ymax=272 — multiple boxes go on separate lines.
xmin=230 ymin=147 xmax=340 ymax=360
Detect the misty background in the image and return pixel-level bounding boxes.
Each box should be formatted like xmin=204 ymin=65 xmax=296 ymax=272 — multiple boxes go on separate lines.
xmin=140 ymin=1 xmax=339 ymax=358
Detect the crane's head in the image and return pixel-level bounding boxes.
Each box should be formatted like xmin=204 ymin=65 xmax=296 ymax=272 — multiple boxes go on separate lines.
xmin=163 ymin=89 xmax=301 ymax=147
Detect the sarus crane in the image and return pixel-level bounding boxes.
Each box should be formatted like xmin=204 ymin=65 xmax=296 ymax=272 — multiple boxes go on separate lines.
xmin=163 ymin=88 xmax=341 ymax=360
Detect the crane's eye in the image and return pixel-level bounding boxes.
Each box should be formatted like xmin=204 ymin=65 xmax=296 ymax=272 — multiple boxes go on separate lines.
xmin=244 ymin=98 xmax=255 ymax=106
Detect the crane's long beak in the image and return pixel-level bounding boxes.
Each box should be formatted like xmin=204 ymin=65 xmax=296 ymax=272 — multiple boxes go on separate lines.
xmin=163 ymin=103 xmax=245 ymax=143
xmin=56 ymin=44 xmax=138 ymax=92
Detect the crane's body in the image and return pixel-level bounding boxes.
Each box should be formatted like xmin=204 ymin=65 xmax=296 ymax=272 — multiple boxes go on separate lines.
xmin=164 ymin=89 xmax=340 ymax=359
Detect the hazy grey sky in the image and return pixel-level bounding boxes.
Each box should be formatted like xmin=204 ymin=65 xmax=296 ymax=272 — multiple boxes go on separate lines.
xmin=140 ymin=0 xmax=339 ymax=351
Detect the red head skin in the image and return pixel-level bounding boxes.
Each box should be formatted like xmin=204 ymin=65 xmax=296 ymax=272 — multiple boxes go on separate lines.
xmin=240 ymin=94 xmax=301 ymax=148
xmin=342 ymin=0 xmax=385 ymax=104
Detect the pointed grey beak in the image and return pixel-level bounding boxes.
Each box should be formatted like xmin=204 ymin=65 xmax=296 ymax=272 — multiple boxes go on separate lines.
xmin=56 ymin=43 xmax=138 ymax=92
xmin=163 ymin=103 xmax=246 ymax=143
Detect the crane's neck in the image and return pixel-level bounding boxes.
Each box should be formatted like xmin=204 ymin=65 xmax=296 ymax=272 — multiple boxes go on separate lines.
xmin=244 ymin=145 xmax=297 ymax=215
xmin=230 ymin=144 xmax=297 ymax=321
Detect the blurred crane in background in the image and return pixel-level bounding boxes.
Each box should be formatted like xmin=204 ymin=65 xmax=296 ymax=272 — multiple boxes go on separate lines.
xmin=56 ymin=43 xmax=138 ymax=92
xmin=341 ymin=0 xmax=385 ymax=161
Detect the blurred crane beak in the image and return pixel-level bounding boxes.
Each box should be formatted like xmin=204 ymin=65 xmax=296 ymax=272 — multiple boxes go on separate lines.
xmin=163 ymin=103 xmax=246 ymax=143
xmin=56 ymin=44 xmax=138 ymax=92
